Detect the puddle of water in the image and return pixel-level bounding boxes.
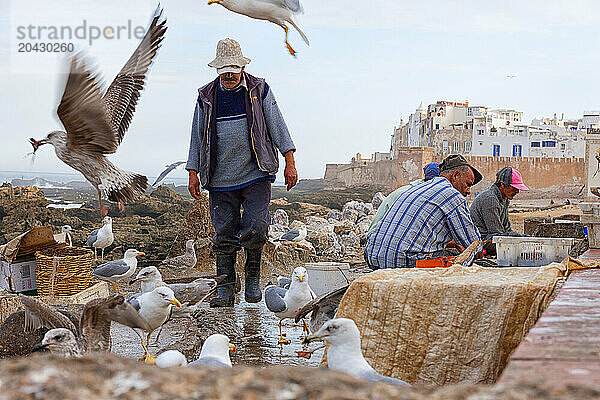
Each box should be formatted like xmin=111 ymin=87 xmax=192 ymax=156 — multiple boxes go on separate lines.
xmin=110 ymin=292 xmax=325 ymax=367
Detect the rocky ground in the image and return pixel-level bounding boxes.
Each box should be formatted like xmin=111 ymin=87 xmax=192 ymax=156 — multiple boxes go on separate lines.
xmin=0 ymin=353 xmax=598 ymax=400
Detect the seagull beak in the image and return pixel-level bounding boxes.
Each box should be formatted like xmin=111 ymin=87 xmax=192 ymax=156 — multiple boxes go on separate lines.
xmin=229 ymin=343 xmax=236 ymax=353
xmin=297 ymin=274 xmax=304 ymax=282
xmin=137 ymin=252 xmax=145 ymax=256
xmin=207 ymin=0 xmax=222 ymax=4
xmin=169 ymin=298 xmax=182 ymax=307
xmin=31 ymin=342 xmax=49 ymax=352
xmin=303 ymin=333 xmax=326 ymax=344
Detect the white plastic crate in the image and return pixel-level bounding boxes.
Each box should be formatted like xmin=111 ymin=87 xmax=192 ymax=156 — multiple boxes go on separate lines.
xmin=492 ymin=236 xmax=574 ymax=267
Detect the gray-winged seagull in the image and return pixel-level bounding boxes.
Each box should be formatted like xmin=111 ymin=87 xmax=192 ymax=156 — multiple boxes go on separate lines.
xmin=29 ymin=7 xmax=167 ymax=217
xmin=86 ymin=216 xmax=114 ymax=260
xmin=152 ymin=161 xmax=186 ymax=187
xmin=275 ymin=226 xmax=307 ymax=243
xmin=92 ymin=248 xmax=144 ymax=294
xmin=207 ymin=0 xmax=309 ymax=56
xmin=124 ymin=286 xmax=182 ymax=363
xmin=264 ymin=266 xmax=315 ymax=344
xmin=305 ymin=318 xmax=411 ymax=386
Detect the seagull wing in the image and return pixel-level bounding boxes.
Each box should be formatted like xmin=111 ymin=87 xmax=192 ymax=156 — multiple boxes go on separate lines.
xmin=152 ymin=161 xmax=185 ymax=187
xmin=278 ymin=229 xmax=299 ymax=242
xmin=294 ymin=285 xmax=348 ymax=323
xmin=105 ymin=294 xmax=151 ymax=331
xmin=259 ymin=0 xmax=303 ymax=13
xmin=86 ymin=228 xmax=99 ymax=246
xmin=103 ymin=6 xmax=167 ymax=144
xmin=264 ymin=285 xmax=288 ymax=313
xmin=358 ymin=369 xmax=410 ymax=386
xmin=276 ymin=276 xmax=292 ymax=289
xmin=190 ymin=356 xmax=231 ymax=368
xmin=18 ymin=294 xmax=77 ymax=333
xmin=92 ymin=259 xmax=130 ymax=278
xmin=79 ymin=294 xmax=126 ymax=351
xmin=57 ymin=55 xmax=119 ymax=155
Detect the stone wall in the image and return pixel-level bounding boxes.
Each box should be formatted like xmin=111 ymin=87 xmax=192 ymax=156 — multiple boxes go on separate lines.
xmin=465 ymin=156 xmax=583 ymax=191
xmin=324 ymin=147 xmax=434 ymax=190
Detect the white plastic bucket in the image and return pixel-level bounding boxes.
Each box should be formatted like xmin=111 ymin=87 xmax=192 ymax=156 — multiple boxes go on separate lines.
xmin=304 ymin=262 xmax=351 ymax=296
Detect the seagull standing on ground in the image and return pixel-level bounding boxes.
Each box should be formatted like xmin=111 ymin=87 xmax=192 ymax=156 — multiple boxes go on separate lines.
xmin=265 ymin=266 xmax=315 ymax=344
xmin=152 ymin=161 xmax=186 ymax=187
xmin=125 ymin=286 xmax=182 ymax=363
xmin=86 ymin=216 xmax=114 ymax=260
xmin=92 ymin=248 xmax=144 ymax=294
xmin=161 ymin=239 xmax=197 ymax=268
xmin=305 ymin=318 xmax=410 ymax=387
xmin=207 ymin=0 xmax=309 ymax=56
xmin=129 ymin=266 xmax=217 ymax=303
xmin=28 ymin=7 xmax=167 ymax=217
xmin=275 ymin=226 xmax=307 ymax=243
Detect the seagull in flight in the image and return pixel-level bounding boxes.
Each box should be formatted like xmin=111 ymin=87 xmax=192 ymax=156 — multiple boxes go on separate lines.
xmin=152 ymin=161 xmax=186 ymax=187
xmin=207 ymin=0 xmax=309 ymax=56
xmin=29 ymin=7 xmax=167 ymax=217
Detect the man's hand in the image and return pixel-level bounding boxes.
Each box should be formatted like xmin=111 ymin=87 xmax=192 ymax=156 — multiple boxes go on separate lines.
xmin=284 ymin=151 xmax=298 ymax=191
xmin=445 ymin=239 xmax=465 ymax=252
xmin=188 ymin=170 xmax=202 ymax=200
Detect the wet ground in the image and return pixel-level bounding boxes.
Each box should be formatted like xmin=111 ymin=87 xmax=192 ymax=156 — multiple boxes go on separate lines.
xmin=110 ymin=291 xmax=325 ymax=367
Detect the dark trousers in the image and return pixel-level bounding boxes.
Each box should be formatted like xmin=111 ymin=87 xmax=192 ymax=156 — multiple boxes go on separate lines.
xmin=208 ymin=180 xmax=271 ymax=254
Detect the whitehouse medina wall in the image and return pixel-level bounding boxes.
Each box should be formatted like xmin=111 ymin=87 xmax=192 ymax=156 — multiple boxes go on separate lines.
xmin=465 ymin=156 xmax=583 ymax=190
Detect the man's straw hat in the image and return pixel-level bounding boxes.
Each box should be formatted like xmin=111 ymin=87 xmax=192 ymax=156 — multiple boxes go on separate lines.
xmin=208 ymin=38 xmax=251 ymax=71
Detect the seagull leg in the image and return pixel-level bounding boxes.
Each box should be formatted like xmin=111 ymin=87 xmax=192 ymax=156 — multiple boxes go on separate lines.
xmin=278 ymin=320 xmax=290 ymax=345
xmin=144 ymin=332 xmax=156 ymax=364
xmin=97 ymin=188 xmax=108 ymax=218
xmin=100 ymin=248 xmax=104 ymax=261
xmin=282 ymin=25 xmax=297 ymax=56
xmin=114 ymin=282 xmax=122 ymax=295
xmin=137 ymin=333 xmax=148 ymax=361
xmin=93 ymin=247 xmax=97 ymax=260
xmin=301 ymin=319 xmax=311 ymax=337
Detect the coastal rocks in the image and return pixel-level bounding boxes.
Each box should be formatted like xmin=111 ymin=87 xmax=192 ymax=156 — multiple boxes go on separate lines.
xmin=342 ymin=200 xmax=373 ymax=223
xmin=326 ymin=209 xmax=343 ymax=221
xmin=372 ymin=192 xmax=386 ymax=210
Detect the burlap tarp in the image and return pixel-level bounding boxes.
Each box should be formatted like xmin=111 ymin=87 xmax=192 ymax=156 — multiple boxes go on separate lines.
xmin=333 ymin=262 xmax=569 ymax=385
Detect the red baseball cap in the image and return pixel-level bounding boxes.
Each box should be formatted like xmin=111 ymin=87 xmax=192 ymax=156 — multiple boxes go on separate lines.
xmin=496 ymin=167 xmax=529 ymax=191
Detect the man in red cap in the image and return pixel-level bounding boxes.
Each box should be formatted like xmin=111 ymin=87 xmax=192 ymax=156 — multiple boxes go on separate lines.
xmin=469 ymin=166 xmax=529 ymax=256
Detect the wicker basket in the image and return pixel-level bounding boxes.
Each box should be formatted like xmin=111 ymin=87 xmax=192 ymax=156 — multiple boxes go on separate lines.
xmin=35 ymin=247 xmax=94 ymax=296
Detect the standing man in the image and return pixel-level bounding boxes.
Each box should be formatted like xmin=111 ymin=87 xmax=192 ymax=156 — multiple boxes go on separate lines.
xmin=470 ymin=166 xmax=529 ymax=255
xmin=186 ymin=38 xmax=298 ymax=307
xmin=365 ymin=155 xmax=482 ymax=268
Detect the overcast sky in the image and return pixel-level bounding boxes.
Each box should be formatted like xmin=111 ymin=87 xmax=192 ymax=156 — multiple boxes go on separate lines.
xmin=1 ymin=0 xmax=600 ymax=182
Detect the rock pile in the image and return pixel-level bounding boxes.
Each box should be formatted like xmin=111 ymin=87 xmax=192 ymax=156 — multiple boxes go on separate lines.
xmin=270 ymin=194 xmax=379 ymax=262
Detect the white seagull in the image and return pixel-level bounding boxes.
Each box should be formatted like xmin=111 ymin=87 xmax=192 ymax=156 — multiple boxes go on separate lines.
xmin=275 ymin=226 xmax=307 ymax=243
xmin=305 ymin=318 xmax=410 ymax=387
xmin=61 ymin=225 xmax=74 ymax=246
xmin=264 ymin=266 xmax=315 ymax=344
xmin=207 ymin=0 xmax=309 ymax=56
xmin=189 ymin=334 xmax=236 ymax=368
xmin=124 ymin=286 xmax=182 ymax=363
xmin=86 ymin=216 xmax=114 ymax=260
xmin=152 ymin=161 xmax=186 ymax=187
xmin=92 ymin=248 xmax=144 ymax=294
xmin=156 ymin=349 xmax=188 ymax=367
xmin=28 ymin=7 xmax=167 ymax=217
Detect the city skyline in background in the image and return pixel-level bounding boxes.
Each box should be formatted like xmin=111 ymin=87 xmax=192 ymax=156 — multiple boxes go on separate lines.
xmin=1 ymin=0 xmax=600 ymax=182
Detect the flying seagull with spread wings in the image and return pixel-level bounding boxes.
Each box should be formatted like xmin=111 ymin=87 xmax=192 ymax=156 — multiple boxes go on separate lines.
xmin=152 ymin=161 xmax=186 ymax=187
xmin=207 ymin=0 xmax=309 ymax=56
xmin=29 ymin=7 xmax=167 ymax=217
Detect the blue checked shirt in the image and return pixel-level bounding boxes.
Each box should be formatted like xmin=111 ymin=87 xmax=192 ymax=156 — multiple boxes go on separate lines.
xmin=365 ymin=177 xmax=481 ymax=268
